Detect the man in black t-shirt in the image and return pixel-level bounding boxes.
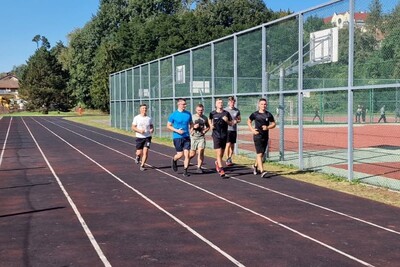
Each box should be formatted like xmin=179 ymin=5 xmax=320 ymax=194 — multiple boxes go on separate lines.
xmin=209 ymin=98 xmax=235 ymax=177
xmin=247 ymin=98 xmax=276 ymax=178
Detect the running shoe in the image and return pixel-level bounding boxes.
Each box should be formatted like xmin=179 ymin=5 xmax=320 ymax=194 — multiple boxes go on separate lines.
xmin=140 ymin=166 xmax=145 ymax=171
xmin=135 ymin=155 xmax=140 ymax=164
xmin=215 ymin=161 xmax=221 ymax=172
xmin=261 ymin=171 xmax=269 ymax=178
xmin=219 ymin=168 xmax=225 ymax=177
xmin=183 ymin=169 xmax=190 ymax=177
xmin=226 ymin=157 xmax=233 ymax=166
xmin=196 ymin=167 xmax=203 ymax=174
xmin=172 ymin=158 xmax=178 ymax=172
xmin=252 ymin=165 xmax=258 ymax=175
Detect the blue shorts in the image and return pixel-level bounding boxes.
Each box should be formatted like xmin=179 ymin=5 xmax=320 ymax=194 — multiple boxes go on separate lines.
xmin=173 ymin=137 xmax=191 ymax=152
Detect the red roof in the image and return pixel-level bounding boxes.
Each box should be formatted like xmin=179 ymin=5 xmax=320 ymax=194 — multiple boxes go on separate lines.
xmin=323 ymin=12 xmax=368 ymax=24
xmin=0 ymin=74 xmax=19 ymax=90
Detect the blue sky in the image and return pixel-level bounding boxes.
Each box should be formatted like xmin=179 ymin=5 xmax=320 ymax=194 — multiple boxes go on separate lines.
xmin=0 ymin=0 xmax=329 ymax=73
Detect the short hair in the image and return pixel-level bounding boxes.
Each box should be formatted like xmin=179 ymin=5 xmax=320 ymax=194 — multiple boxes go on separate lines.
xmin=228 ymin=96 xmax=236 ymax=101
xmin=140 ymin=103 xmax=147 ymax=108
xmin=177 ymin=98 xmax=186 ymax=103
xmin=259 ymin=98 xmax=267 ymax=102
xmin=196 ymin=103 xmax=204 ymax=108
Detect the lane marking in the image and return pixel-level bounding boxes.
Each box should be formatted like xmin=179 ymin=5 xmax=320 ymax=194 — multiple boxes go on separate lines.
xmin=59 ymin=118 xmax=400 ymax=235
xmin=42 ymin=117 xmax=377 ymax=266
xmin=0 ymin=117 xmax=12 ymax=168
xmin=31 ymin=118 xmax=245 ymax=267
xmin=21 ymin=118 xmax=112 ymax=267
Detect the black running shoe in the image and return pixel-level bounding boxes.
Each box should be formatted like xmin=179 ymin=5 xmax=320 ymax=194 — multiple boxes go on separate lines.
xmin=183 ymin=169 xmax=190 ymax=177
xmin=172 ymin=158 xmax=178 ymax=172
xmin=261 ymin=171 xmax=269 ymax=178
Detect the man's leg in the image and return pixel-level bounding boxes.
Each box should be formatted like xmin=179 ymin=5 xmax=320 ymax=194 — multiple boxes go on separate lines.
xmin=141 ymin=147 xmax=148 ymax=165
xmin=198 ymin=148 xmax=204 ymax=168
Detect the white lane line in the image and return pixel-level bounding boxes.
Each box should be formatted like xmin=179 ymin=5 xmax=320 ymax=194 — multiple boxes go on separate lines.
xmin=21 ymin=118 xmax=112 ymax=267
xmin=59 ymin=118 xmax=400 ymax=235
xmin=231 ymin=177 xmax=400 ymax=235
xmin=31 ymin=118 xmax=245 ymax=266
xmin=0 ymin=117 xmax=12 ymax=168
xmin=43 ymin=118 xmax=375 ymax=266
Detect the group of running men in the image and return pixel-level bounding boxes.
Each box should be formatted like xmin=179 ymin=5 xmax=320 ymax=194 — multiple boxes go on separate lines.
xmin=131 ymin=97 xmax=276 ymax=178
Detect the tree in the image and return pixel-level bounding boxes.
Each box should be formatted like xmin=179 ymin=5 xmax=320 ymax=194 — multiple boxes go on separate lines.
xmin=32 ymin=34 xmax=41 ymax=48
xmin=366 ymin=0 xmax=383 ymax=35
xmin=41 ymin=36 xmax=51 ymax=49
xmin=19 ymin=45 xmax=70 ymax=113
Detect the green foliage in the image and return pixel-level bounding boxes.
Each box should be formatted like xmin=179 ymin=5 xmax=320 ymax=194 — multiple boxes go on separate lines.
xmin=19 ymin=0 xmax=400 ymax=114
xmin=19 ymin=46 xmax=70 ymax=112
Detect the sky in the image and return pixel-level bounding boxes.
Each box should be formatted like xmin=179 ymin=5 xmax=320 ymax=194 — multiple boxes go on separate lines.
xmin=0 ymin=0 xmax=333 ymax=73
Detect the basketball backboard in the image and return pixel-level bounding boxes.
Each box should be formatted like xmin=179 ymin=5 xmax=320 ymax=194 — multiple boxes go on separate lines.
xmin=310 ymin=27 xmax=339 ymax=64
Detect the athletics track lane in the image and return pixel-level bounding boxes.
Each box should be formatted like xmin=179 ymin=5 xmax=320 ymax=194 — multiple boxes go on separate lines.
xmin=0 ymin=116 xmax=399 ymax=266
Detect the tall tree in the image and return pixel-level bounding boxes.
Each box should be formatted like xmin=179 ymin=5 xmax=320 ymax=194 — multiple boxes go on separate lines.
xmin=19 ymin=45 xmax=69 ymax=113
xmin=366 ymin=0 xmax=383 ymax=35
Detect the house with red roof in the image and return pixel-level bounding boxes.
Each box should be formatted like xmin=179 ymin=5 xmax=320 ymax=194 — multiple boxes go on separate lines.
xmin=0 ymin=73 xmax=22 ymax=112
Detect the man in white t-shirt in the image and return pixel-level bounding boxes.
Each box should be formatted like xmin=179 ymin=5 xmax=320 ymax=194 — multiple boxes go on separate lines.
xmin=131 ymin=104 xmax=154 ymax=171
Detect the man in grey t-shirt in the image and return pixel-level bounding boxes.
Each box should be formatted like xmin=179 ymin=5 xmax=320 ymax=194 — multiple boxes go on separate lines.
xmin=225 ymin=96 xmax=241 ymax=166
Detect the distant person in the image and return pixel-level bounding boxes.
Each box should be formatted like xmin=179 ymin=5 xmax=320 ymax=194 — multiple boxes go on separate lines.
xmin=131 ymin=104 xmax=154 ymax=171
xmin=247 ymin=98 xmax=276 ymax=178
xmin=209 ymin=98 xmax=234 ymax=177
xmin=225 ymin=96 xmax=241 ymax=166
xmin=189 ymin=104 xmax=210 ymax=173
xmin=395 ymin=107 xmax=400 ymax=123
xmin=361 ymin=105 xmax=367 ymax=123
xmin=167 ymin=98 xmax=193 ymax=177
xmin=378 ymin=105 xmax=387 ymax=123
xmin=78 ymin=105 xmax=83 ymax=116
xmin=312 ymin=107 xmax=322 ymax=123
xmin=355 ymin=105 xmax=362 ymax=123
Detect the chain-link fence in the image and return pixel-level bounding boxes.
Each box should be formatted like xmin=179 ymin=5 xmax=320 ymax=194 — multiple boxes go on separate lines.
xmin=110 ymin=0 xmax=400 ymax=191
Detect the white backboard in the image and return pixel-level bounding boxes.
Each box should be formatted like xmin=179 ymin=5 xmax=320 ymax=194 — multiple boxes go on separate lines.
xmin=310 ymin=27 xmax=339 ymax=64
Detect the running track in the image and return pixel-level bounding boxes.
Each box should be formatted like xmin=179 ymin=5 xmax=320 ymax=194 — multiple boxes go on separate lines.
xmin=1 ymin=116 xmax=399 ymax=267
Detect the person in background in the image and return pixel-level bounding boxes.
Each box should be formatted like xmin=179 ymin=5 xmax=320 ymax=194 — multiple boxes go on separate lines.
xmin=394 ymin=106 xmax=400 ymax=123
xmin=247 ymin=98 xmax=276 ymax=178
xmin=131 ymin=103 xmax=154 ymax=171
xmin=225 ymin=96 xmax=241 ymax=166
xmin=312 ymin=106 xmax=322 ymax=123
xmin=361 ymin=105 xmax=367 ymax=123
xmin=167 ymin=98 xmax=193 ymax=177
xmin=209 ymin=98 xmax=235 ymax=177
xmin=378 ymin=105 xmax=387 ymax=123
xmin=189 ymin=103 xmax=210 ymax=173
xmin=355 ymin=105 xmax=362 ymax=123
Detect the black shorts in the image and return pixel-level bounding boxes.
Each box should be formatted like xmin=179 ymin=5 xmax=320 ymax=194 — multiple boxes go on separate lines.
xmin=136 ymin=137 xmax=152 ymax=149
xmin=213 ymin=136 xmax=227 ymax=149
xmin=227 ymin=131 xmax=237 ymax=144
xmin=253 ymin=134 xmax=268 ymax=154
xmin=173 ymin=137 xmax=191 ymax=152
